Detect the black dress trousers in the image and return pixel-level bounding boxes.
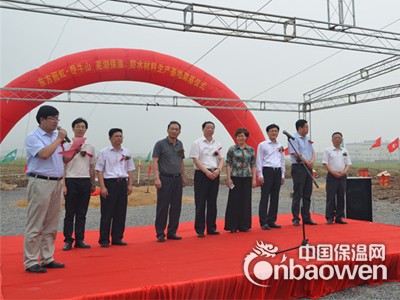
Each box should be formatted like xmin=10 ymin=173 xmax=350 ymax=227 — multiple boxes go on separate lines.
xmin=155 ymin=174 xmax=183 ymax=238
xmin=99 ymin=179 xmax=128 ymax=245
xmin=291 ymin=164 xmax=313 ymax=222
xmin=194 ymin=170 xmax=220 ymax=234
xmin=64 ymin=178 xmax=92 ymax=242
xmin=259 ymin=167 xmax=282 ymax=226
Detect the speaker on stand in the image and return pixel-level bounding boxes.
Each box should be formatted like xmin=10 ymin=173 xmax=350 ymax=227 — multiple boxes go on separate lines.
xmin=346 ymin=177 xmax=373 ymax=221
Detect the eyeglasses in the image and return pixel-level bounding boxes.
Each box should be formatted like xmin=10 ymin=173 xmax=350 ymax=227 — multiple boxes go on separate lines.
xmin=47 ymin=117 xmax=60 ymax=122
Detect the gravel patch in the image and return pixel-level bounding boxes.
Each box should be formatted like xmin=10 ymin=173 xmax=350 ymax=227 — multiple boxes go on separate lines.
xmin=1 ymin=178 xmax=399 ymax=298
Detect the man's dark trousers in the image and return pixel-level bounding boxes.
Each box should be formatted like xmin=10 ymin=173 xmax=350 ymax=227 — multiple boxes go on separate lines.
xmin=64 ymin=178 xmax=92 ymax=243
xmin=99 ymin=179 xmax=127 ymax=244
xmin=259 ymin=167 xmax=282 ymax=226
xmin=194 ymin=170 xmax=219 ymax=234
xmin=155 ymin=174 xmax=182 ymax=238
xmin=291 ymin=164 xmax=313 ymax=222
xmin=325 ymin=173 xmax=346 ymax=221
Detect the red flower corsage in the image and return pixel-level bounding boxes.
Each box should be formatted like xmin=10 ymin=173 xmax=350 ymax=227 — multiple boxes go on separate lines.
xmin=80 ymin=151 xmax=93 ymax=158
xmin=308 ymin=140 xmax=314 ymax=144
xmin=278 ymin=146 xmax=285 ymax=153
xmin=213 ymin=147 xmax=222 ymax=156
xmin=120 ymin=155 xmax=132 ymax=161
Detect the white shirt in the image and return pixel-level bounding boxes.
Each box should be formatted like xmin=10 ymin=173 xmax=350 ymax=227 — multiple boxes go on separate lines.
xmin=65 ymin=141 xmax=95 ymax=178
xmin=95 ymin=146 xmax=135 ymax=178
xmin=322 ymin=146 xmax=352 ymax=172
xmin=256 ymin=139 xmax=286 ymax=179
xmin=189 ymin=136 xmax=222 ymax=170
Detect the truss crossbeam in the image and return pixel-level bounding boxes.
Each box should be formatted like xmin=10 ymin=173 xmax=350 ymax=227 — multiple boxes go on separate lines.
xmin=304 ymin=55 xmax=400 ymax=101
xmin=0 ymin=88 xmax=301 ymax=112
xmin=2 ymin=87 xmax=398 ymax=114
xmin=1 ymin=0 xmax=400 ymax=55
xmin=302 ymin=83 xmax=400 ymax=112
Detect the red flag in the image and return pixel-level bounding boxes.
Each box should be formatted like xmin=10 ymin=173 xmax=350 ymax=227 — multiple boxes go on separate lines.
xmin=387 ymin=138 xmax=399 ymax=153
xmin=370 ymin=137 xmax=382 ymax=150
xmin=23 ymin=163 xmax=28 ymax=174
xmin=147 ymin=165 xmax=152 ymax=176
xmin=284 ymin=148 xmax=289 ymax=156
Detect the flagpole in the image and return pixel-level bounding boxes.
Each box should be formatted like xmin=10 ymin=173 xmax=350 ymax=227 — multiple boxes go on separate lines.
xmin=379 ymin=146 xmax=381 ymax=170
xmin=137 ymin=160 xmax=141 ymax=184
xmin=146 ymin=163 xmax=152 ymax=193
xmin=146 ymin=167 xmax=151 ymax=193
xmin=144 ymin=150 xmax=152 ymax=193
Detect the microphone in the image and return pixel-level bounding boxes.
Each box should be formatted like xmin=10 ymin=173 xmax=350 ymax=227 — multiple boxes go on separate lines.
xmin=282 ymin=130 xmax=295 ymax=140
xmin=56 ymin=126 xmax=71 ymax=143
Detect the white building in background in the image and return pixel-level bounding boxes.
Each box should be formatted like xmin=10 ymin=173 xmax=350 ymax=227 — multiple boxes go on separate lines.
xmin=346 ymin=140 xmax=399 ymax=162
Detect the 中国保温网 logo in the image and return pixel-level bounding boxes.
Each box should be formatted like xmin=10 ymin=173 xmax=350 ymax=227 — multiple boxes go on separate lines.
xmin=243 ymin=241 xmax=387 ymax=287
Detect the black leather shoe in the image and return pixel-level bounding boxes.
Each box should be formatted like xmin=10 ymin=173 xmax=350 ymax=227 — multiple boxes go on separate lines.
xmin=304 ymin=220 xmax=317 ymax=225
xmin=197 ymin=233 xmax=205 ymax=238
xmin=111 ymin=240 xmax=128 ymax=246
xmin=167 ymin=234 xmax=182 ymax=240
xmin=335 ymin=219 xmax=348 ymax=224
xmin=157 ymin=236 xmax=166 ymax=242
xmin=239 ymin=229 xmax=249 ymax=232
xmin=207 ymin=231 xmax=220 ymax=235
xmin=292 ymin=220 xmax=300 ymax=226
xmin=326 ymin=219 xmax=334 ymax=225
xmin=42 ymin=261 xmax=65 ymax=269
xmin=75 ymin=240 xmax=91 ymax=249
xmin=261 ymin=224 xmax=271 ymax=230
xmin=268 ymin=223 xmax=282 ymax=229
xmin=100 ymin=243 xmax=109 ymax=248
xmin=62 ymin=242 xmax=72 ymax=251
xmin=26 ymin=264 xmax=47 ymax=273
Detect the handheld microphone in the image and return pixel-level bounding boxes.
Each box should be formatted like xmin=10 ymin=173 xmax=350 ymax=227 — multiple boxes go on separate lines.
xmin=282 ymin=130 xmax=295 ymax=140
xmin=56 ymin=126 xmax=71 ymax=143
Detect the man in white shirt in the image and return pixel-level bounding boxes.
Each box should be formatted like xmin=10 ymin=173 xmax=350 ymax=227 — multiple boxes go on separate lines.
xmin=256 ymin=124 xmax=286 ymax=230
xmin=96 ymin=128 xmax=135 ymax=247
xmin=322 ymin=132 xmax=352 ymax=224
xmin=189 ymin=121 xmax=224 ymax=238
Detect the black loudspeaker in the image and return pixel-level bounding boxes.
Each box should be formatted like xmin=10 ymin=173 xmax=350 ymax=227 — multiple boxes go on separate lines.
xmin=346 ymin=177 xmax=373 ymax=221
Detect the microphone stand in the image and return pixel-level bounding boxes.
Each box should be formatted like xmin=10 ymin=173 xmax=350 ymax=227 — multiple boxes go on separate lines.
xmin=275 ymin=135 xmax=319 ymax=255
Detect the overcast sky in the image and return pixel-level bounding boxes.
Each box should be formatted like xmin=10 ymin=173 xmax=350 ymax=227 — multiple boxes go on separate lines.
xmin=1 ymin=0 xmax=399 ymax=158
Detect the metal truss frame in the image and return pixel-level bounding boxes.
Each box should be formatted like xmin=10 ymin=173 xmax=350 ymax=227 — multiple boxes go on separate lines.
xmin=327 ymin=0 xmax=356 ymax=29
xmin=301 ymin=83 xmax=400 ymax=112
xmin=0 ymin=87 xmax=301 ymax=112
xmin=1 ymin=1 xmax=399 ymax=122
xmin=303 ymin=55 xmax=400 ymax=101
xmin=1 ymin=87 xmax=398 ymax=114
xmin=1 ymin=0 xmax=400 ymax=56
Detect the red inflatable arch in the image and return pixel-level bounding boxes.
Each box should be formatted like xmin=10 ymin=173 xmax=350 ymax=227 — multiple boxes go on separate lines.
xmin=0 ymin=48 xmax=264 ymax=149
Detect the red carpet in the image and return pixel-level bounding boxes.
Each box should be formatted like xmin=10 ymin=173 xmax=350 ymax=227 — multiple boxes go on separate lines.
xmin=1 ymin=214 xmax=399 ymax=299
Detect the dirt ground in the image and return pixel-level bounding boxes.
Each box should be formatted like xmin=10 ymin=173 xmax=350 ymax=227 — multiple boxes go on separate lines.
xmin=13 ymin=185 xmax=194 ymax=208
xmin=1 ymin=163 xmax=399 ymax=206
xmin=312 ymin=166 xmax=400 ymax=203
